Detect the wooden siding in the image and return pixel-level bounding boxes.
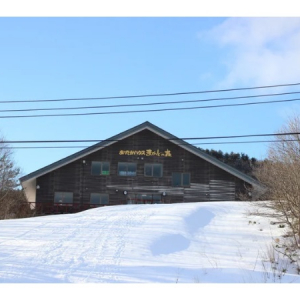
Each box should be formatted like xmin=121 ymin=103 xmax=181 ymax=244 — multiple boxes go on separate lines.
xmin=36 ymin=129 xmax=251 ymax=205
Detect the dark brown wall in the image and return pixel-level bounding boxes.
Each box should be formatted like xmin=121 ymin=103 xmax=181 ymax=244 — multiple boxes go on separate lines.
xmin=36 ymin=129 xmax=249 ymax=204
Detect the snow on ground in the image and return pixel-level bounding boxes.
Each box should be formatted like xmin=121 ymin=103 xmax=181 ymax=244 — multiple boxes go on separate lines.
xmin=0 ymin=201 xmax=299 ymax=283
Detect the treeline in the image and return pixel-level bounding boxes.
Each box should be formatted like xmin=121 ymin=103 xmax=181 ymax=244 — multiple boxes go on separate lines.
xmin=199 ymin=148 xmax=258 ymax=177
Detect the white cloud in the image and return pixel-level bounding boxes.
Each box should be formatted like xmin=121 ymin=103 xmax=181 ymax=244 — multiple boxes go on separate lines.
xmin=201 ymin=17 xmax=300 ymax=87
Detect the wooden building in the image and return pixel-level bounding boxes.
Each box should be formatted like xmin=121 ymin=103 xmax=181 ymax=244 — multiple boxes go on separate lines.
xmin=20 ymin=122 xmax=262 ymax=213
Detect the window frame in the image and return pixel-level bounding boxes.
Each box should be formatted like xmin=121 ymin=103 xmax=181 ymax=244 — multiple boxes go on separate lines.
xmin=118 ymin=162 xmax=137 ymax=176
xmin=91 ymin=161 xmax=110 ymax=176
xmin=90 ymin=193 xmax=109 ymax=205
xmin=172 ymin=172 xmax=190 ymax=187
xmin=54 ymin=192 xmax=73 ymax=204
xmin=144 ymin=163 xmax=163 ymax=177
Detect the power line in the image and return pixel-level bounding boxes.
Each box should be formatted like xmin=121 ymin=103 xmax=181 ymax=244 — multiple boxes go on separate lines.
xmin=1 ymin=91 xmax=300 ymax=113
xmin=2 ymin=139 xmax=299 ymax=149
xmin=2 ymin=146 xmax=88 ymax=149
xmin=1 ymin=97 xmax=300 ymax=119
xmin=193 ymin=139 xmax=300 ymax=145
xmin=1 ymin=132 xmax=299 ymax=144
xmin=178 ymin=132 xmax=300 ymax=140
xmin=1 ymin=82 xmax=300 ymax=104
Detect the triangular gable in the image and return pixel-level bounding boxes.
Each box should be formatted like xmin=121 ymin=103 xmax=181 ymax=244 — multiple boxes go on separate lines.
xmin=20 ymin=121 xmax=261 ymax=189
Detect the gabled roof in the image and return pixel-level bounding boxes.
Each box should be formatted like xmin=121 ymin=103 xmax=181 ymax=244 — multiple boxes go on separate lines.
xmin=20 ymin=121 xmax=261 ymax=188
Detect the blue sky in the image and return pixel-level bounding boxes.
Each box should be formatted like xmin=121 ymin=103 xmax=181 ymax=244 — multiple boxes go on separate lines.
xmin=1 ymin=16 xmax=300 ymax=177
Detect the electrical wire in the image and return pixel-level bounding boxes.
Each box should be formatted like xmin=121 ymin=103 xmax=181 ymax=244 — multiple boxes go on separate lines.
xmin=1 ymin=91 xmax=300 ymax=113
xmin=1 ymin=82 xmax=300 ymax=104
xmin=192 ymin=139 xmax=300 ymax=145
xmin=1 ymin=139 xmax=299 ymax=149
xmin=0 ymin=132 xmax=299 ymax=144
xmin=1 ymin=97 xmax=300 ymax=118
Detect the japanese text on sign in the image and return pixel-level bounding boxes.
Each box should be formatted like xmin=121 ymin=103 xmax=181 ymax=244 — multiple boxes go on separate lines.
xmin=119 ymin=149 xmax=172 ymax=157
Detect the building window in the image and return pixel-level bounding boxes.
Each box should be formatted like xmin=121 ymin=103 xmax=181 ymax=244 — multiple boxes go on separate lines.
xmin=91 ymin=161 xmax=110 ymax=175
xmin=144 ymin=164 xmax=163 ymax=177
xmin=54 ymin=192 xmax=73 ymax=204
xmin=118 ymin=162 xmax=137 ymax=176
xmin=172 ymin=173 xmax=190 ymax=187
xmin=90 ymin=193 xmax=109 ymax=205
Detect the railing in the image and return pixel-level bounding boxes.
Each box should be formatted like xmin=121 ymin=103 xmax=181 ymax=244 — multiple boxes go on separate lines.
xmin=26 ymin=202 xmax=111 ymax=216
xmin=25 ymin=199 xmax=170 ymax=216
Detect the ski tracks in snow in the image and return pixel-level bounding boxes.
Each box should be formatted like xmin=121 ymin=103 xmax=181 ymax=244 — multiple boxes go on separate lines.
xmin=80 ymin=205 xmax=156 ymax=283
xmin=23 ymin=205 xmax=156 ymax=283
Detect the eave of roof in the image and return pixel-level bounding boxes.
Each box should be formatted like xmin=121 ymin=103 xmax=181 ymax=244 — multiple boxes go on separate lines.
xmin=19 ymin=121 xmax=262 ymax=188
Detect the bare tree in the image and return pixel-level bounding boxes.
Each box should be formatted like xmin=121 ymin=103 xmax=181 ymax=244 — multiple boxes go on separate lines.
xmin=255 ymin=114 xmax=300 ymax=249
xmin=0 ymin=136 xmax=29 ymax=219
xmin=0 ymin=143 xmax=20 ymax=190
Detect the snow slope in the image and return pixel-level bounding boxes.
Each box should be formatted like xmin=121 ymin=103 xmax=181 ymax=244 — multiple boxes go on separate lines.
xmin=0 ymin=202 xmax=299 ymax=283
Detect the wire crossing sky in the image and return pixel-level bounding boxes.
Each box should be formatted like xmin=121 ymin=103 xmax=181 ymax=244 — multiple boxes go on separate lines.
xmin=1 ymin=139 xmax=300 ymax=150
xmin=1 ymin=131 xmax=299 ymax=143
xmin=1 ymin=95 xmax=300 ymax=118
xmin=0 ymin=90 xmax=300 ymax=113
xmin=1 ymin=82 xmax=299 ymax=104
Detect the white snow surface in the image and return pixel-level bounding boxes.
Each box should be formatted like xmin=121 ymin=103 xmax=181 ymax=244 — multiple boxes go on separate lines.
xmin=0 ymin=201 xmax=299 ymax=283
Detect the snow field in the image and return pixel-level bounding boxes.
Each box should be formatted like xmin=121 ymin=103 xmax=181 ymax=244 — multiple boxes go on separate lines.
xmin=0 ymin=201 xmax=299 ymax=283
